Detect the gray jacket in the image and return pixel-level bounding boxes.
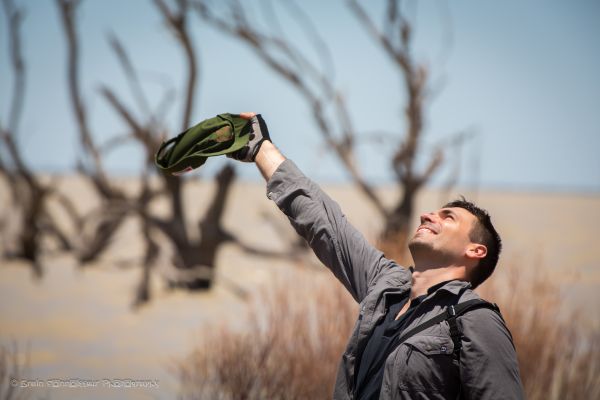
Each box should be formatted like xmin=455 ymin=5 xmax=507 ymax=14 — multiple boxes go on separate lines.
xmin=267 ymin=160 xmax=524 ymax=400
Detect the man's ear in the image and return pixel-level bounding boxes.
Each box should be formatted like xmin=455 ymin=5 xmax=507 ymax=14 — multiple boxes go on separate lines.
xmin=466 ymin=244 xmax=487 ymax=261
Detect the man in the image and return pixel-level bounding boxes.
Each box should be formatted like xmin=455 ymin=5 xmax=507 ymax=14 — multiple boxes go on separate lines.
xmin=230 ymin=113 xmax=524 ymax=399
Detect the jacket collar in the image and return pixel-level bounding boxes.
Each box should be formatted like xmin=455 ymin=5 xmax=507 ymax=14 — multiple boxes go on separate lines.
xmin=407 ymin=266 xmax=472 ymax=296
xmin=382 ymin=274 xmax=471 ymax=309
xmin=426 ymin=279 xmax=471 ymax=298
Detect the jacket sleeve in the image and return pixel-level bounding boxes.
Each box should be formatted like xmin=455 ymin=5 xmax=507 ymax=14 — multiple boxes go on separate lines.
xmin=459 ymin=308 xmax=525 ymax=400
xmin=266 ymin=159 xmax=398 ymax=303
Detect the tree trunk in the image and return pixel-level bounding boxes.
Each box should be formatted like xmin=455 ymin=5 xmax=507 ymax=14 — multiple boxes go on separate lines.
xmin=164 ymin=164 xmax=236 ymax=289
xmin=378 ymin=189 xmax=415 ymax=265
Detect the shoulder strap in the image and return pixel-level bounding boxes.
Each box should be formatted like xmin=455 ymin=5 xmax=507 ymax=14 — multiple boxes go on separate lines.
xmin=447 ymin=300 xmax=501 ymax=359
xmin=395 ymin=299 xmax=501 ymax=349
xmin=392 ymin=299 xmax=500 ymax=400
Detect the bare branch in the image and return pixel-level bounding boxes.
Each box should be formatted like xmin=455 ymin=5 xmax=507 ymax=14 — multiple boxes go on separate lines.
xmin=107 ymin=32 xmax=153 ymax=117
xmin=282 ymin=0 xmax=335 ymax=80
xmin=56 ymin=0 xmax=118 ymax=199
xmin=154 ymin=0 xmax=198 ymax=131
xmin=106 ymin=33 xmax=176 ymax=140
xmin=427 ymin=128 xmax=476 ymax=191
xmin=98 ymin=133 xmax=134 ymax=155
xmin=132 ymin=215 xmax=159 ymax=308
xmin=416 ymin=147 xmax=443 ymax=188
xmin=194 ymin=0 xmax=388 ymax=217
xmin=2 ymin=132 xmax=38 ymax=190
xmin=152 ymin=85 xmax=177 ymax=127
xmin=2 ymin=0 xmax=25 ymax=134
xmin=79 ymin=210 xmax=128 ymax=264
xmin=198 ymin=163 xmax=235 ymax=234
xmin=0 ymin=0 xmax=33 ymax=189
xmin=100 ymin=86 xmax=145 ymax=134
xmin=347 ymin=0 xmax=411 ymax=72
xmin=39 ymin=212 xmax=73 ymax=252
xmin=259 ymin=0 xmax=335 ymax=81
xmin=99 ymin=85 xmax=160 ymax=162
xmin=0 ymin=0 xmax=55 ymax=271
xmin=349 ymin=0 xmax=428 ymax=190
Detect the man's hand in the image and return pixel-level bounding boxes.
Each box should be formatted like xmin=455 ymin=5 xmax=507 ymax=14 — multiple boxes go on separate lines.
xmin=239 ymin=112 xmax=256 ymax=119
xmin=227 ymin=112 xmax=271 ymax=162
xmin=230 ymin=112 xmax=285 ymax=181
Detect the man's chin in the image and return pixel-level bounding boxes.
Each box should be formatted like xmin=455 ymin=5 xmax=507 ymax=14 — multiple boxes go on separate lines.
xmin=408 ymin=237 xmax=432 ymax=255
xmin=408 ymin=236 xmax=428 ymax=247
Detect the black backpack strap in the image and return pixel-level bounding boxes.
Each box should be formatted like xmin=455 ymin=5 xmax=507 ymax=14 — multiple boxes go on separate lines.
xmin=396 ymin=299 xmax=501 ymax=355
xmin=446 ymin=299 xmax=501 ymax=359
xmin=392 ymin=299 xmax=501 ymax=400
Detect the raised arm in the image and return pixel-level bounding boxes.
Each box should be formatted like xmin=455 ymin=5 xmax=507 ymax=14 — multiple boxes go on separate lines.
xmin=235 ymin=113 xmax=402 ymax=302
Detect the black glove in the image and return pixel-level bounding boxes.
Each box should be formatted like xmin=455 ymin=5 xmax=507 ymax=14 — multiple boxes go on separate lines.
xmin=227 ymin=114 xmax=270 ymax=162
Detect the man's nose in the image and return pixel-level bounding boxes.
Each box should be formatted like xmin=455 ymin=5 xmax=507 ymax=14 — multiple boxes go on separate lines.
xmin=420 ymin=212 xmax=435 ymax=224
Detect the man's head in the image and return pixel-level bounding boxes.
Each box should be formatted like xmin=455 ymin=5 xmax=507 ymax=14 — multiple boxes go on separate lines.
xmin=408 ymin=197 xmax=502 ymax=289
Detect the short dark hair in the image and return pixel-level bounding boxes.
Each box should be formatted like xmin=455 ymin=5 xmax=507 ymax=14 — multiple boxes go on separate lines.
xmin=443 ymin=197 xmax=502 ymax=289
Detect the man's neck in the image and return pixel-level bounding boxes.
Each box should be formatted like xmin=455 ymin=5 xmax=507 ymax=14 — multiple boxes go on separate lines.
xmin=409 ymin=265 xmax=467 ymax=300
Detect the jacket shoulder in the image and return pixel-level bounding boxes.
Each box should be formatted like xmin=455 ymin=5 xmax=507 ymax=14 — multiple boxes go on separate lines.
xmin=456 ymin=291 xmax=513 ymax=342
xmin=368 ymin=259 xmax=412 ymax=293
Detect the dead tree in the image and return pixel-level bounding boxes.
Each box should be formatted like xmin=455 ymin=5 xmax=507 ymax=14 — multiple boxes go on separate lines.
xmin=195 ymin=0 xmax=469 ymax=262
xmin=56 ymin=0 xmax=130 ymax=265
xmin=0 ymin=0 xmax=73 ymax=276
xmin=55 ymin=0 xmax=300 ymax=305
xmin=55 ymin=0 xmax=219 ymax=298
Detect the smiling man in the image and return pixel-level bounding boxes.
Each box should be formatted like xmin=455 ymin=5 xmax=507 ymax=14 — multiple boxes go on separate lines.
xmin=228 ymin=113 xmax=524 ymax=399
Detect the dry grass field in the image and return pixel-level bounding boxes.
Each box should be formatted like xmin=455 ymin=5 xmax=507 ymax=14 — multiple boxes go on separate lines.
xmin=177 ymin=263 xmax=600 ymax=400
xmin=1 ymin=176 xmax=599 ymax=399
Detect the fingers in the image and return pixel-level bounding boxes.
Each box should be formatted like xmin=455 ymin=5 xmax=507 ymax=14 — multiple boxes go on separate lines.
xmin=239 ymin=112 xmax=257 ymax=119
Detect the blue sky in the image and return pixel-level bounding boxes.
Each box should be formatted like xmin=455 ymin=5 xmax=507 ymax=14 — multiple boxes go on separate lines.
xmin=1 ymin=0 xmax=599 ymax=192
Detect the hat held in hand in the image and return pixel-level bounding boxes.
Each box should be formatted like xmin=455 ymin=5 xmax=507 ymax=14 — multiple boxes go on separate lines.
xmin=155 ymin=113 xmax=252 ymax=175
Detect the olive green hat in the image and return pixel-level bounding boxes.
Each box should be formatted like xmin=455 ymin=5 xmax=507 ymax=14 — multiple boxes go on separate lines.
xmin=155 ymin=113 xmax=252 ymax=175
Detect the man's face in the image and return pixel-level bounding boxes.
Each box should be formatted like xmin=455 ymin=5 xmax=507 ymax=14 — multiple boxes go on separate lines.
xmin=408 ymin=207 xmax=479 ymax=262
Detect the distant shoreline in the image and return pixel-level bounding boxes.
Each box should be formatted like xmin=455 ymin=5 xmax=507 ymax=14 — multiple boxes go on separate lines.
xmin=25 ymin=171 xmax=600 ymax=196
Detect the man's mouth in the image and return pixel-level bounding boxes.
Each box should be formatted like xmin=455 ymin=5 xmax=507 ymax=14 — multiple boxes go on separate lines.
xmin=416 ymin=225 xmax=438 ymax=235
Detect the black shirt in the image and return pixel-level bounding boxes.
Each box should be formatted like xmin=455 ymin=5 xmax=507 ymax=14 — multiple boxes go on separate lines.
xmin=354 ymin=281 xmax=454 ymax=400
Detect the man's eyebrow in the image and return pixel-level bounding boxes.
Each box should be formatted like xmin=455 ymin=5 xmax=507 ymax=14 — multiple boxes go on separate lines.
xmin=440 ymin=208 xmax=458 ymax=217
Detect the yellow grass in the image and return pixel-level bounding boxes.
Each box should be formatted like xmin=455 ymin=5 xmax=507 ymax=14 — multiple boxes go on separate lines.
xmin=178 ymin=262 xmax=600 ymax=399
xmin=176 ymin=268 xmax=357 ymax=399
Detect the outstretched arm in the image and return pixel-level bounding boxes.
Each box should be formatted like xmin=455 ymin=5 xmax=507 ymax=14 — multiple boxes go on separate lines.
xmin=240 ymin=113 xmax=406 ymax=302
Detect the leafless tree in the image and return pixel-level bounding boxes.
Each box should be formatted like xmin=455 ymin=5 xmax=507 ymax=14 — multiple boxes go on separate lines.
xmin=194 ymin=0 xmax=470 ymax=262
xmin=0 ymin=0 xmax=309 ymax=306
xmin=55 ymin=0 xmax=302 ymax=305
xmin=0 ymin=0 xmax=73 ymax=277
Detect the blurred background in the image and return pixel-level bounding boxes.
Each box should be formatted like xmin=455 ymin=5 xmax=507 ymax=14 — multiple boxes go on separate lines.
xmin=1 ymin=0 xmax=599 ymax=399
